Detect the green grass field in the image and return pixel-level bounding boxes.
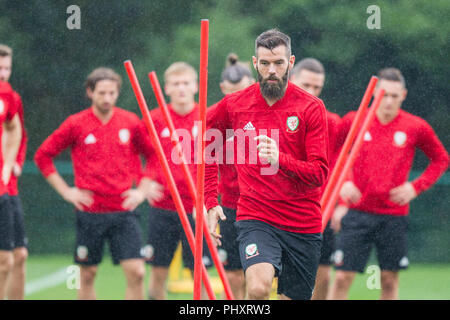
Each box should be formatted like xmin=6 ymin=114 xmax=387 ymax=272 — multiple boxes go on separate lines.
xmin=23 ymin=254 xmax=450 ymax=300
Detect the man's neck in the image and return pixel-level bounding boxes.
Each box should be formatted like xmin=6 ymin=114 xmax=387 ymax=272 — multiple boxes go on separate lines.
xmin=376 ymin=109 xmax=399 ymax=125
xmin=171 ymin=101 xmax=195 ymax=115
xmin=92 ymin=106 xmax=114 ymax=124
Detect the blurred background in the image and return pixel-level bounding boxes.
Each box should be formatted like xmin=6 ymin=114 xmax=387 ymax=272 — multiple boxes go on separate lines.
xmin=0 ymin=0 xmax=448 ymax=299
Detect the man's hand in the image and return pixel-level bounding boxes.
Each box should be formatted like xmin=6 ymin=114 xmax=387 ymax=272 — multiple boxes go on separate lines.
xmin=122 ymin=188 xmax=146 ymax=211
xmin=330 ymin=205 xmax=349 ymax=233
xmin=62 ymin=187 xmax=94 ymax=211
xmin=389 ymin=182 xmax=417 ymax=206
xmin=340 ymin=181 xmax=362 ymax=205
xmin=207 ymin=206 xmax=226 ymax=246
xmin=255 ymin=135 xmax=279 ymax=165
xmin=146 ymin=180 xmax=164 ymax=205
xmin=13 ymin=163 xmax=22 ymax=177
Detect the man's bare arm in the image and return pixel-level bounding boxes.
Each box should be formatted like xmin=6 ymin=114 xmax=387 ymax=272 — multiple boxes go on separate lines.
xmin=2 ymin=114 xmax=22 ymax=185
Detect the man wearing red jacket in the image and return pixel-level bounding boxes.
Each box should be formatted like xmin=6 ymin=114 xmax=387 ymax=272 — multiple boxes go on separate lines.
xmin=143 ymin=62 xmax=212 ymax=300
xmin=213 ymin=53 xmax=255 ymax=300
xmin=34 ymin=68 xmax=159 ymax=300
xmin=329 ymin=68 xmax=449 ymax=300
xmin=206 ymin=29 xmax=329 ymax=300
xmin=0 ymin=80 xmax=22 ymax=299
xmin=290 ymin=57 xmax=343 ymax=300
xmin=0 ymin=44 xmax=28 ymax=300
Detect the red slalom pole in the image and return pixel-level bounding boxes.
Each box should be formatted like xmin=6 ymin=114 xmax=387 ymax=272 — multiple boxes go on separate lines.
xmin=321 ymin=88 xmax=385 ymax=231
xmin=320 ymin=76 xmax=378 ymax=212
xmin=124 ymin=60 xmax=216 ymax=300
xmin=148 ymin=71 xmax=235 ymax=300
xmin=194 ymin=19 xmax=209 ymax=301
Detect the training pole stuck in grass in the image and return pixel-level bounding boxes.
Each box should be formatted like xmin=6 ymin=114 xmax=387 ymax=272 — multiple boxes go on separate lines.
xmin=124 ymin=59 xmax=216 ymax=300
xmin=321 ymin=87 xmax=385 ymax=232
xmin=193 ymin=19 xmax=209 ymax=301
xmin=148 ymin=71 xmax=235 ymax=300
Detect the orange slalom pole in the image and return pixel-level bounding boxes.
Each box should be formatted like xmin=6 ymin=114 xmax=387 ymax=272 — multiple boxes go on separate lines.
xmin=320 ymin=76 xmax=378 ymax=211
xmin=194 ymin=19 xmax=209 ymax=301
xmin=148 ymin=71 xmax=235 ymax=300
xmin=124 ymin=60 xmax=216 ymax=300
xmin=321 ymin=88 xmax=385 ymax=232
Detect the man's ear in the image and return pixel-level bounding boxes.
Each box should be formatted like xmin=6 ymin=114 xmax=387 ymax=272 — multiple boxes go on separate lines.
xmin=164 ymin=83 xmax=170 ymax=97
xmin=402 ymin=88 xmax=408 ymax=102
xmin=289 ymin=55 xmax=295 ymax=70
xmin=252 ymin=56 xmax=258 ymax=70
xmin=194 ymin=81 xmax=199 ymax=95
xmin=219 ymin=82 xmax=225 ymax=95
xmin=86 ymin=87 xmax=93 ymax=99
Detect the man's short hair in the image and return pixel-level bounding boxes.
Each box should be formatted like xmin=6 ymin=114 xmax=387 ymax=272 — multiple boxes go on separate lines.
xmin=255 ymin=29 xmax=291 ymax=57
xmin=0 ymin=44 xmax=13 ymax=57
xmin=291 ymin=58 xmax=325 ymax=77
xmin=377 ymin=67 xmax=406 ymax=87
xmin=85 ymin=67 xmax=122 ymax=91
xmin=164 ymin=62 xmax=198 ymax=83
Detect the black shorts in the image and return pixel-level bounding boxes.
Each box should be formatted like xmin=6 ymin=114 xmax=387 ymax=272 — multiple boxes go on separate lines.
xmin=145 ymin=207 xmax=213 ymax=270
xmin=319 ymin=222 xmax=335 ymax=265
xmin=218 ymin=207 xmax=242 ymax=270
xmin=74 ymin=210 xmax=144 ymax=266
xmin=334 ymin=209 xmax=409 ymax=273
xmin=236 ymin=219 xmax=322 ymax=300
xmin=0 ymin=194 xmax=27 ymax=251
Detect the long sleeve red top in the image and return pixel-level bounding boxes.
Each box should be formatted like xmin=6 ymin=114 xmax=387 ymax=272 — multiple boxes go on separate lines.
xmin=0 ymin=82 xmax=19 ymax=196
xmin=339 ymin=109 xmax=449 ymax=215
xmin=205 ymin=82 xmax=329 ymax=233
xmin=144 ymin=104 xmax=199 ymax=214
xmin=34 ymin=107 xmax=153 ymax=213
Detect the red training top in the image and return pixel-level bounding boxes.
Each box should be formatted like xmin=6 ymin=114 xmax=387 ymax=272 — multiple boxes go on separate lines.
xmin=205 ymin=82 xmax=329 ymax=233
xmin=339 ymin=109 xmax=449 ymax=215
xmin=0 ymin=82 xmax=19 ymax=196
xmin=34 ymin=106 xmax=153 ymax=213
xmin=208 ymin=102 xmax=240 ymax=210
xmin=322 ymin=110 xmax=341 ymax=193
xmin=144 ymin=104 xmax=199 ymax=214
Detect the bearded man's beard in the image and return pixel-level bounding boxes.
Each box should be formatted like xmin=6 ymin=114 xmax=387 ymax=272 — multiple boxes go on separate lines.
xmin=257 ymin=67 xmax=289 ymax=100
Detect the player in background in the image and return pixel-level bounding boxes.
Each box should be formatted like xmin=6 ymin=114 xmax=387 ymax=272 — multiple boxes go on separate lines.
xmin=34 ymin=68 xmax=161 ymax=300
xmin=206 ymin=29 xmax=329 ymax=300
xmin=0 ymin=44 xmax=28 ymax=300
xmin=289 ymin=58 xmax=346 ymax=300
xmin=0 ymin=61 xmax=22 ymax=299
xmin=144 ymin=62 xmax=212 ymax=300
xmin=212 ymin=53 xmax=255 ymax=299
xmin=328 ymin=68 xmax=449 ymax=300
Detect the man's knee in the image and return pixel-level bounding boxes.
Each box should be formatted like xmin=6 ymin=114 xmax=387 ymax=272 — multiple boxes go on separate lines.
xmin=381 ymin=272 xmax=398 ymax=291
xmin=245 ymin=263 xmax=274 ymax=299
xmin=315 ymin=266 xmax=331 ymax=286
xmin=80 ymin=266 xmax=98 ymax=284
xmin=0 ymin=252 xmax=13 ymax=274
xmin=127 ymin=264 xmax=145 ymax=284
xmin=247 ymin=279 xmax=272 ymax=299
xmin=227 ymin=270 xmax=245 ymax=288
xmin=333 ymin=271 xmax=355 ymax=289
xmin=13 ymin=248 xmax=28 ymax=267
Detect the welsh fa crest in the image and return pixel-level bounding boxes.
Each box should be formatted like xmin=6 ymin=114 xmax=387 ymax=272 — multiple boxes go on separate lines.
xmin=393 ymin=131 xmax=407 ymax=147
xmin=287 ymin=116 xmax=299 ymax=132
xmin=245 ymin=243 xmax=259 ymax=259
